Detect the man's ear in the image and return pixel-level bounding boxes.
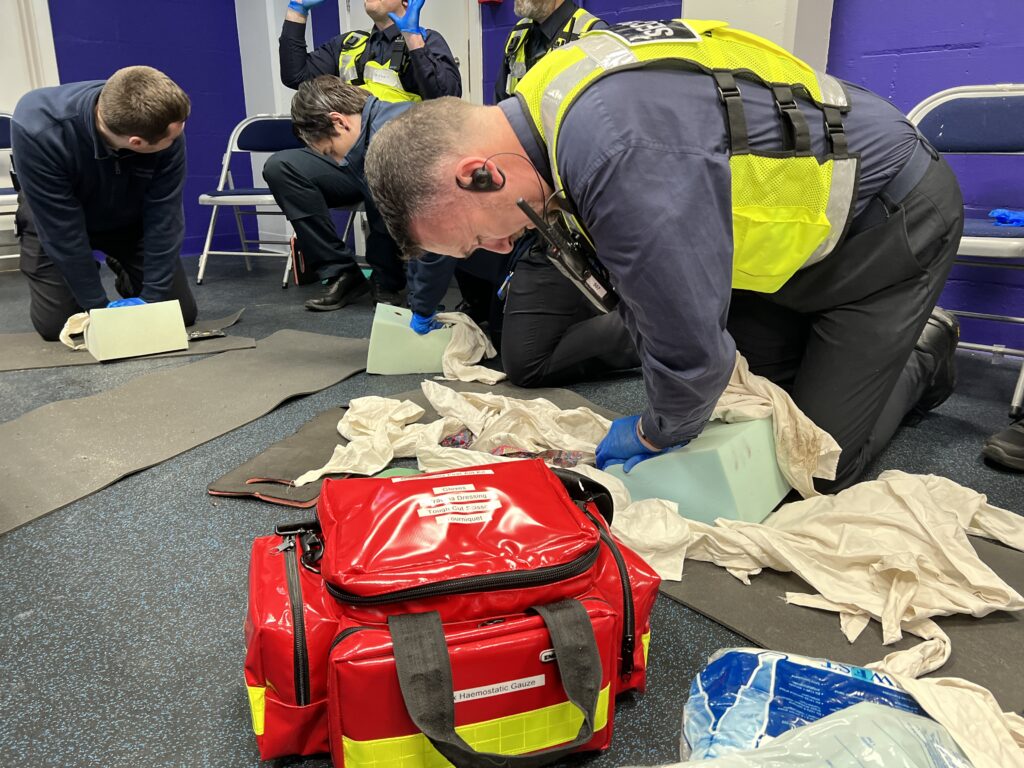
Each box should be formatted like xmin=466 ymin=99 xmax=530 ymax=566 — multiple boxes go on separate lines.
xmin=453 ymin=156 xmax=491 ymax=190
xmin=126 ymin=136 xmax=145 ymax=149
xmin=329 ymin=111 xmax=352 ymax=133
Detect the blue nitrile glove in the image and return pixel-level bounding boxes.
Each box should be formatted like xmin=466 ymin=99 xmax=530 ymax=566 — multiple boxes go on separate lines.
xmin=287 ymin=0 xmax=325 ymax=16
xmin=107 ymin=297 xmax=146 ymax=308
xmin=410 ymin=312 xmax=444 ymax=335
xmin=989 ymin=208 xmax=1024 ymax=227
xmin=595 ymin=415 xmax=662 ymax=473
xmin=389 ymin=0 xmax=426 ymax=37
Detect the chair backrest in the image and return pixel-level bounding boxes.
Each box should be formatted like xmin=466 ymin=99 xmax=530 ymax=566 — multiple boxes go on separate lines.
xmin=0 ymin=113 xmax=12 ymax=152
xmin=907 ymin=84 xmax=1024 ymax=154
xmin=229 ymin=115 xmax=304 ymax=154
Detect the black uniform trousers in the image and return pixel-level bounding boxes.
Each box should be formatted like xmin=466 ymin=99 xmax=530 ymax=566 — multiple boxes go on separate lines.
xmin=727 ymin=154 xmax=964 ymax=492
xmin=501 ymin=243 xmax=640 ymax=387
xmin=262 ymin=147 xmax=406 ymax=290
xmin=16 ymin=195 xmax=197 ymax=342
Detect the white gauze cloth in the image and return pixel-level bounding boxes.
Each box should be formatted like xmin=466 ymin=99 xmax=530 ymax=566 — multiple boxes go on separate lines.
xmin=436 ymin=311 xmax=506 ymax=385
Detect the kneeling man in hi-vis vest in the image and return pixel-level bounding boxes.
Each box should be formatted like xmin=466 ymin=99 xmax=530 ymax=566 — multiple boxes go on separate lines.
xmin=365 ymin=19 xmax=963 ymax=493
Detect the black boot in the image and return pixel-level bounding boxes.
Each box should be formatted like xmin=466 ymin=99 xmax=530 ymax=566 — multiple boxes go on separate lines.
xmin=369 ymin=273 xmax=404 ymax=307
xmin=915 ymin=307 xmax=960 ymax=411
xmin=982 ymin=418 xmax=1024 ymax=471
xmin=304 ymin=269 xmax=369 ymax=311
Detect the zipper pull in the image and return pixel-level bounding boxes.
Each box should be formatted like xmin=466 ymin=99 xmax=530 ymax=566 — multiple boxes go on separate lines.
xmin=275 ymin=536 xmax=295 ymax=552
xmin=497 ymin=270 xmax=514 ymax=300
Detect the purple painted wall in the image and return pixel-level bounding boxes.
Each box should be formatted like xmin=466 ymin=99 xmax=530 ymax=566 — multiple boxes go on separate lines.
xmin=480 ymin=1 xmax=681 ymax=103
xmin=828 ymin=0 xmax=1024 ymax=347
xmin=47 ymin=0 xmax=250 ymax=259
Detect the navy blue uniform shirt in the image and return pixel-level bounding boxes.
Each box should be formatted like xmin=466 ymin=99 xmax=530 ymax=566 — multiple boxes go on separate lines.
xmin=279 ymin=19 xmax=461 ymax=98
xmin=12 ymin=80 xmax=187 ymax=311
xmin=504 ymin=67 xmax=919 ymax=447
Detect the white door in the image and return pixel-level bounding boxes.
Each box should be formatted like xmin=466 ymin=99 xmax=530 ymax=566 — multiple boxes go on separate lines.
xmin=339 ymin=0 xmax=482 ymax=104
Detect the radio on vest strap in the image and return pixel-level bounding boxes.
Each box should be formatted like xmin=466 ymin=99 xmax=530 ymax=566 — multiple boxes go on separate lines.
xmin=515 ymin=198 xmax=619 ymax=314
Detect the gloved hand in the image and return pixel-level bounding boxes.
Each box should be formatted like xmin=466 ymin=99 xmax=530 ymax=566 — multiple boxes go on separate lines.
xmin=389 ymin=0 xmax=426 ymax=37
xmin=107 ymin=297 xmax=146 ymax=308
xmin=410 ymin=312 xmax=444 ymax=335
xmin=287 ymin=0 xmax=325 ymax=16
xmin=595 ymin=415 xmax=662 ymax=473
xmin=989 ymin=208 xmax=1024 ymax=227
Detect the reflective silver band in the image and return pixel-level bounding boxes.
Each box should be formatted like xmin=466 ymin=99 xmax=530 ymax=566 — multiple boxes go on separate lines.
xmin=801 ymin=157 xmax=858 ymax=268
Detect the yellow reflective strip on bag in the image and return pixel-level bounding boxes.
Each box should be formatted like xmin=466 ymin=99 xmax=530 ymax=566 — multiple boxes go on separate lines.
xmin=641 ymin=631 xmax=651 ymax=664
xmin=247 ymin=685 xmax=266 ymax=736
xmin=342 ymin=684 xmax=612 ymax=768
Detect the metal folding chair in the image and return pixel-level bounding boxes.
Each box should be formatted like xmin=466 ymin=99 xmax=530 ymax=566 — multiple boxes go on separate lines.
xmin=196 ymin=114 xmax=304 ymax=287
xmin=0 ymin=113 xmax=18 ymax=266
xmin=908 ymin=84 xmax=1024 ymax=418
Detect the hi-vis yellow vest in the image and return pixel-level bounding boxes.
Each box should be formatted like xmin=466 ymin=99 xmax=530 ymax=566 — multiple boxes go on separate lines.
xmin=516 ymin=19 xmax=859 ymax=293
xmin=503 ymin=7 xmax=602 ymax=96
xmin=338 ymin=31 xmax=421 ymax=103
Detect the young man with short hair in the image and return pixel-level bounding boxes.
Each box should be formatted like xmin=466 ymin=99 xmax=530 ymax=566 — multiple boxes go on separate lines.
xmin=12 ymin=65 xmax=195 ymax=340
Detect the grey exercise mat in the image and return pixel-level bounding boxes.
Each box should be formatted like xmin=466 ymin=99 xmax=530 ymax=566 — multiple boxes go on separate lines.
xmin=207 ymin=379 xmax=621 ymax=506
xmin=0 ymin=330 xmax=369 ymax=534
xmin=659 ymin=537 xmax=1024 ymax=712
xmin=0 ymin=310 xmax=253 ymax=371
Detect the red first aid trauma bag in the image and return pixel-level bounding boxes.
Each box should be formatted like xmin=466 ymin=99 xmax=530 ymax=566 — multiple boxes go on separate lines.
xmin=317 ymin=460 xmax=603 ymax=623
xmin=244 ymin=523 xmax=337 ymax=760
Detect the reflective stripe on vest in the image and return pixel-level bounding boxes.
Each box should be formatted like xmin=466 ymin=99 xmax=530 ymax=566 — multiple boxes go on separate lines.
xmin=515 ymin=19 xmax=860 ymax=293
xmin=503 ymin=8 xmax=601 ymax=97
xmin=337 ymin=31 xmax=420 ymax=103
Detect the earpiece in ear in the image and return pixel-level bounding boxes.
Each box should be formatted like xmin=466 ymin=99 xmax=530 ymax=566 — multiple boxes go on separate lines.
xmin=456 ymin=164 xmax=507 ymax=192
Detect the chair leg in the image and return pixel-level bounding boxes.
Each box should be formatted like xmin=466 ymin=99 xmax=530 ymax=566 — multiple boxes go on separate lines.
xmin=1010 ymin=360 xmax=1024 ymax=420
xmin=197 ymin=205 xmax=220 ymax=285
xmin=283 ymin=242 xmax=293 ymax=289
xmin=233 ymin=207 xmax=251 ymax=271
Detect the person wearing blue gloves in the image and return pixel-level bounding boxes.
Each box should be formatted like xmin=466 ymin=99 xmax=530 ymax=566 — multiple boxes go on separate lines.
xmin=12 ymin=66 xmax=196 ymax=341
xmin=270 ymin=0 xmax=461 ymax=311
xmin=366 ymin=20 xmax=965 ymax=489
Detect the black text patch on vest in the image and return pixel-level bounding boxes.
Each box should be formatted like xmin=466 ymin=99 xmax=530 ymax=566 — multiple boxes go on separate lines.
xmin=605 ymin=20 xmax=699 ymax=45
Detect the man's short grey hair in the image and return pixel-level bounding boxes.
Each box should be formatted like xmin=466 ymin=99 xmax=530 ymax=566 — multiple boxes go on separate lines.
xmin=290 ymin=76 xmax=369 ymax=146
xmin=365 ymin=96 xmax=478 ymax=259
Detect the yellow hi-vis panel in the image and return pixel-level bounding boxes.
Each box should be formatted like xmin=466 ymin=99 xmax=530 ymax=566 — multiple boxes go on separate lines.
xmin=641 ymin=631 xmax=651 ymax=664
xmin=342 ymin=683 xmax=612 ymax=768
xmin=247 ymin=685 xmax=266 ymax=736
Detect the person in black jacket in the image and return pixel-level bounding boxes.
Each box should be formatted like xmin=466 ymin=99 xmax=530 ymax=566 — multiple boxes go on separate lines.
xmin=12 ymin=66 xmax=195 ymax=341
xmin=270 ymin=0 xmax=461 ymax=310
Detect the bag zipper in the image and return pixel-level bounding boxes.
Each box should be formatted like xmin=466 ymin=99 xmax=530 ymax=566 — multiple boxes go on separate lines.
xmin=326 ymin=544 xmax=601 ymax=606
xmin=279 ymin=535 xmax=311 ymax=706
xmin=584 ymin=509 xmax=635 ymax=678
xmin=330 ymin=625 xmax=373 ymax=652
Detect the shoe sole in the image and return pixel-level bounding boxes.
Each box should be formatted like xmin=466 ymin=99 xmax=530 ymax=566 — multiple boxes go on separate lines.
xmin=981 ymin=444 xmax=1024 ymax=472
xmin=304 ymin=282 xmax=370 ymax=312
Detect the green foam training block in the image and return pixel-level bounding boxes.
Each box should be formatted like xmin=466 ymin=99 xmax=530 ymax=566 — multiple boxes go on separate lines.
xmin=366 ymin=304 xmax=454 ymax=375
xmin=373 ymin=467 xmax=419 ymax=479
xmin=605 ymin=417 xmax=790 ymax=524
xmin=85 ymin=300 xmax=189 ymax=362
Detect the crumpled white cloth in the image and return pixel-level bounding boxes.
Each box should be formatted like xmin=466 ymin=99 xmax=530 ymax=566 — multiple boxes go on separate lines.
xmin=610 ymin=469 xmax=1024 ymax=679
xmin=294 ymin=381 xmax=611 ymax=485
xmin=59 ymin=312 xmax=91 ymax=350
xmin=713 ymin=352 xmax=839 ymax=497
xmin=436 ymin=311 xmax=506 ymax=385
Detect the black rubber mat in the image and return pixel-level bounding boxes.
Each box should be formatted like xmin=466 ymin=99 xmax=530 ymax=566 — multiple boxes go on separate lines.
xmin=207 ymin=380 xmax=621 ymax=506
xmin=0 ymin=330 xmax=369 ymax=534
xmin=0 ymin=310 xmax=253 ymax=371
xmin=659 ymin=536 xmax=1024 ymax=712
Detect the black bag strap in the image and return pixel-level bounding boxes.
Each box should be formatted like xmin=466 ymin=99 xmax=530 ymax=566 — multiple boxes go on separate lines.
xmin=771 ymin=84 xmax=811 ymax=154
xmin=388 ymin=600 xmax=602 ymax=768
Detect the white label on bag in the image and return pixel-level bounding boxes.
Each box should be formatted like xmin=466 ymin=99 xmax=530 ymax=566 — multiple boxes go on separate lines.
xmin=391 ymin=469 xmax=494 ymax=483
xmin=420 ymin=501 xmax=498 ymax=518
xmin=432 ymin=484 xmax=475 ymax=494
xmin=424 ymin=491 xmax=495 ymax=507
xmin=437 ymin=512 xmax=493 ymax=525
xmin=454 ymin=675 xmax=546 ymax=702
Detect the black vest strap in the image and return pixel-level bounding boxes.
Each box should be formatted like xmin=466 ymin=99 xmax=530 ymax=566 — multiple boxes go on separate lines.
xmin=771 ymin=85 xmax=812 ymax=155
xmin=713 ymin=71 xmax=749 ymax=154
xmin=822 ymin=105 xmax=849 ymax=158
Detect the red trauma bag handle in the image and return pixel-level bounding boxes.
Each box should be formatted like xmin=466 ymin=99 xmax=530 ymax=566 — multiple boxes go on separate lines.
xmin=388 ymin=600 xmax=602 ymax=767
